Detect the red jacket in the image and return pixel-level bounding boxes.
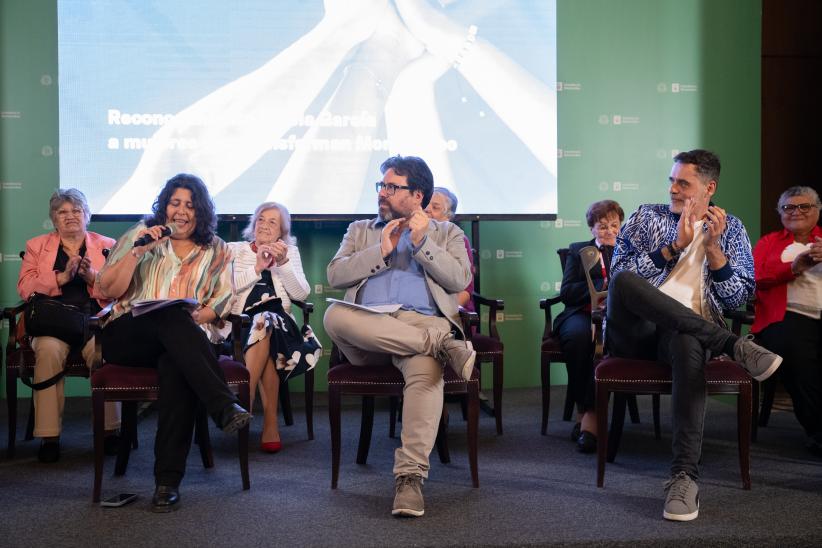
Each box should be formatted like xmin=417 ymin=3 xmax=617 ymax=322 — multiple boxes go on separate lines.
xmin=17 ymin=230 xmax=116 ymax=306
xmin=752 ymin=225 xmax=822 ymax=333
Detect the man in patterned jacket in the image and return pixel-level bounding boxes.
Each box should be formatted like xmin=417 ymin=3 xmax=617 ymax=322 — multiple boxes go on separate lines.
xmin=607 ymin=149 xmax=782 ymax=522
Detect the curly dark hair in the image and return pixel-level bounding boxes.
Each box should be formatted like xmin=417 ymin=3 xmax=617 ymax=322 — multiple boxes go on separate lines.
xmin=147 ymin=173 xmax=217 ymax=246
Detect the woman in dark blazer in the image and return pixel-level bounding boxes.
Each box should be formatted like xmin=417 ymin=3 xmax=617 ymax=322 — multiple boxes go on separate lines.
xmin=554 ymin=200 xmax=624 ymax=452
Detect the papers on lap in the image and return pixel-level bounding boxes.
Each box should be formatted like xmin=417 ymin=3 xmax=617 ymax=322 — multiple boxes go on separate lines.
xmin=132 ymin=298 xmax=199 ymax=317
xmin=325 ymin=298 xmax=402 ymax=314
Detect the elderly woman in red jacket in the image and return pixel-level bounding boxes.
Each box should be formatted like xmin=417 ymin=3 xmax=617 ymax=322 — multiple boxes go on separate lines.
xmin=17 ymin=188 xmax=120 ymax=462
xmin=752 ymin=186 xmax=822 ymax=457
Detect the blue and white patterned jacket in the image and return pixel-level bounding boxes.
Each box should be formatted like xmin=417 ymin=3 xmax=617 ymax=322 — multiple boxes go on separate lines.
xmin=611 ymin=204 xmax=754 ymax=325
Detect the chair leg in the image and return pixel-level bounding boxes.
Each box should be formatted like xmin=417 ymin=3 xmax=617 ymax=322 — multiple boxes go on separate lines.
xmin=596 ymin=383 xmax=610 ymax=488
xmin=92 ymin=393 xmax=106 ymax=503
xmin=652 ymin=394 xmax=661 ymax=440
xmin=195 ymin=407 xmax=214 ymax=469
xmin=607 ymin=393 xmax=628 ymax=463
xmin=356 ymin=396 xmax=375 ymax=465
xmin=492 ymin=354 xmax=503 ymax=435
xmin=751 ymin=380 xmax=759 ymax=443
xmin=627 ymin=394 xmax=641 ymax=424
xmin=388 ymin=396 xmax=399 ymax=438
xmin=759 ymin=377 xmax=776 ymax=427
xmin=540 ymin=355 xmax=551 ymax=435
xmin=25 ymin=398 xmax=35 ymax=441
xmin=435 ymin=407 xmax=451 ymax=464
xmin=738 ymin=385 xmax=752 ymax=490
xmin=237 ymin=381 xmax=250 ymax=491
xmin=304 ymin=369 xmax=314 ymax=440
xmin=6 ymin=367 xmax=18 ymax=458
xmin=329 ymin=387 xmax=341 ymax=489
xmin=467 ymin=383 xmax=480 ymax=488
xmin=279 ymin=380 xmax=294 ymax=426
xmin=115 ymin=402 xmax=139 ymax=476
xmin=563 ymin=365 xmax=575 ymax=422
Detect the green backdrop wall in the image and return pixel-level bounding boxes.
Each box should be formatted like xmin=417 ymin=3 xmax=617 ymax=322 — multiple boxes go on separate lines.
xmin=0 ymin=0 xmax=762 ymax=398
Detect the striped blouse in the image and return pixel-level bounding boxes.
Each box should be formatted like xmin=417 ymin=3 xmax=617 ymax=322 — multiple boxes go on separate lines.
xmin=101 ymin=221 xmax=233 ymax=323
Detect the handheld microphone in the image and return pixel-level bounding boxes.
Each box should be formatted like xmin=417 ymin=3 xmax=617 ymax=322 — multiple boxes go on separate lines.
xmin=133 ymin=224 xmax=176 ymax=247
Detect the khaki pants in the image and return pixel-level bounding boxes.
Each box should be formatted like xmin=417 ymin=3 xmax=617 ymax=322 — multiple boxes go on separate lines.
xmin=323 ymin=303 xmax=451 ymax=479
xmin=31 ymin=336 xmax=120 ymax=437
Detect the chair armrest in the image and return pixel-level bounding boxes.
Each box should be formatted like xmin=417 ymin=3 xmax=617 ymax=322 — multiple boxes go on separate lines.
xmin=3 ymin=300 xmax=28 ymax=351
xmin=89 ymin=305 xmax=113 ymax=372
xmin=591 ymin=307 xmax=606 ymax=361
xmin=472 ymin=292 xmax=504 ymax=340
xmin=539 ymin=295 xmax=562 ymax=339
xmin=458 ymin=309 xmax=480 ymax=342
xmin=723 ymin=306 xmax=754 ymax=337
xmin=291 ymin=300 xmax=314 ymax=327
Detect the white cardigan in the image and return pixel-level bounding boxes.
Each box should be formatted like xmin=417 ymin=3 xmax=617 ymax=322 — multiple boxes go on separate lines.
xmin=209 ymin=241 xmax=310 ymax=342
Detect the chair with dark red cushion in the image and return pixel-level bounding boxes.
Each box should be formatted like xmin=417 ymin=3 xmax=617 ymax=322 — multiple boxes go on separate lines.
xmin=470 ymin=290 xmax=504 ymax=435
xmin=89 ymin=316 xmax=251 ymax=503
xmin=272 ymin=300 xmax=316 ymax=440
xmin=539 ymin=248 xmax=570 ymax=434
xmin=327 ymin=311 xmax=480 ymax=489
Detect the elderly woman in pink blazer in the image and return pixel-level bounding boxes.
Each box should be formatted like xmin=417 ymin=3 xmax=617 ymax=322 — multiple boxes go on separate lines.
xmin=17 ymin=188 xmax=120 ymax=463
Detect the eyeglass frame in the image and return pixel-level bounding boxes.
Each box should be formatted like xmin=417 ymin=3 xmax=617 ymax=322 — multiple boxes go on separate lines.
xmin=777 ymin=203 xmax=818 ymax=214
xmin=375 ymin=181 xmax=414 ymax=196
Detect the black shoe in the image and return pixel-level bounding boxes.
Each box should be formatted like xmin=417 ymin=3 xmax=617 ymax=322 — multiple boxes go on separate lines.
xmin=38 ymin=440 xmax=60 ymax=463
xmin=577 ymin=431 xmax=597 ymax=454
xmin=103 ymin=433 xmax=122 ymax=456
xmin=219 ymin=403 xmax=251 ymax=434
xmin=151 ymin=485 xmax=180 ymax=513
xmin=570 ymin=422 xmax=581 ymax=442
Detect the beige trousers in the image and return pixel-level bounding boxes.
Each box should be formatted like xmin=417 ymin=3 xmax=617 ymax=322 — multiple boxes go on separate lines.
xmin=323 ymin=303 xmax=451 ymax=479
xmin=31 ymin=336 xmax=120 ymax=437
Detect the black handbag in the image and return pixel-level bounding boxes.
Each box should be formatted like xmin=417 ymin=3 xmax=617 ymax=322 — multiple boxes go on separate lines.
xmin=23 ymin=293 xmax=89 ymax=348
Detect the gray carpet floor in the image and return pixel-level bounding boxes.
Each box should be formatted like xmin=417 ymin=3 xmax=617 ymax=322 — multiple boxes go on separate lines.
xmin=1 ymin=387 xmax=820 ymax=547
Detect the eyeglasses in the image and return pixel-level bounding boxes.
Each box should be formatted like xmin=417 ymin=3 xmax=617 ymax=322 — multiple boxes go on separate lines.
xmin=778 ymin=203 xmax=817 ymax=214
xmin=375 ymin=182 xmax=412 ymax=196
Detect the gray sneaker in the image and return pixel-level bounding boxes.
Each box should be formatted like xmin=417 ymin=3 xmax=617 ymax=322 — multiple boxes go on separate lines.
xmin=392 ymin=474 xmax=424 ymax=517
xmin=663 ymin=471 xmax=699 ymax=521
xmin=733 ymin=335 xmax=783 ymax=381
xmin=436 ymin=335 xmax=476 ymax=381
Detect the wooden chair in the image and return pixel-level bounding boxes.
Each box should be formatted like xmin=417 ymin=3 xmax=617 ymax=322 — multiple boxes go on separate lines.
xmin=4 ymin=251 xmax=99 ymax=458
xmin=468 ymin=247 xmax=505 ymax=435
xmin=273 ymin=300 xmax=316 ymax=440
xmin=540 ymin=247 xmax=640 ymax=434
xmin=585 ymin=246 xmax=753 ymax=490
xmin=89 ymin=314 xmax=251 ymax=502
xmin=540 ymin=248 xmax=570 ymax=434
xmin=327 ymin=311 xmax=480 ymax=489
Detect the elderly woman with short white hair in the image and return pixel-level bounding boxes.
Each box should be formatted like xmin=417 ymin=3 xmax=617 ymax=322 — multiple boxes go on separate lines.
xmin=17 ymin=188 xmax=120 ymax=463
xmin=220 ymin=201 xmax=319 ymax=454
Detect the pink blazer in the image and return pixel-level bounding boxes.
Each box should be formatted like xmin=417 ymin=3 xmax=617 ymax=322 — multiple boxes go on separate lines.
xmin=17 ymin=231 xmax=116 ymax=306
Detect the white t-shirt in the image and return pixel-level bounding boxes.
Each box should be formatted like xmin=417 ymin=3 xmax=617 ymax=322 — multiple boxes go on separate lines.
xmin=659 ymin=221 xmax=711 ymax=319
xmin=781 ymin=242 xmax=822 ymax=319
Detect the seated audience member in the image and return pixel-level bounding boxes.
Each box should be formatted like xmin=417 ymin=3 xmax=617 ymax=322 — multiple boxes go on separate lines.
xmin=97 ymin=173 xmax=251 ymax=513
xmin=554 ymin=199 xmax=623 ymax=453
xmin=218 ymin=201 xmax=319 ymax=454
xmin=751 ymin=186 xmax=822 ymax=457
xmin=323 ymin=155 xmax=474 ymax=518
xmin=16 ymin=188 xmax=120 ymax=463
xmin=424 ymin=187 xmax=474 ymax=312
xmin=608 ymin=149 xmax=781 ymax=521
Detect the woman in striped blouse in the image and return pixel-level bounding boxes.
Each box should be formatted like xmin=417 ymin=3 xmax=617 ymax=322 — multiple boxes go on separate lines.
xmin=97 ymin=173 xmax=251 ymax=513
xmin=222 ymin=202 xmax=318 ymax=454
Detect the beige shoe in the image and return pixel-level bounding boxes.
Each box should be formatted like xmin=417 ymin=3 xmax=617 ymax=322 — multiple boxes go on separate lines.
xmin=436 ymin=335 xmax=476 ymax=381
xmin=392 ymin=474 xmax=425 ymax=517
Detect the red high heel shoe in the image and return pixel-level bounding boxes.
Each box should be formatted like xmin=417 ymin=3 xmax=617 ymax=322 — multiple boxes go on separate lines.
xmin=261 ymin=440 xmax=282 ymax=453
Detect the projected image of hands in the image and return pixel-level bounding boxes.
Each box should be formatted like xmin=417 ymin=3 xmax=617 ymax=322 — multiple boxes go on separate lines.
xmin=69 ymin=0 xmax=556 ymax=215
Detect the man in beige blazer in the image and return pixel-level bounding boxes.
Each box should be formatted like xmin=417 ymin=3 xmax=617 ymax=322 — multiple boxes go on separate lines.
xmin=324 ymin=155 xmax=475 ymax=518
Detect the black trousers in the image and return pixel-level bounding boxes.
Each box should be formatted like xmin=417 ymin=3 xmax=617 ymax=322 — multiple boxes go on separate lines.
xmin=101 ymin=306 xmax=238 ymax=487
xmin=757 ymin=312 xmax=822 ymax=440
xmin=557 ymin=312 xmax=595 ymax=414
xmin=605 ymin=271 xmax=733 ymax=480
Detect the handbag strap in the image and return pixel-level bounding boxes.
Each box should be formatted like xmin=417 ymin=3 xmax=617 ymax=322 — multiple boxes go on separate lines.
xmin=20 ymin=368 xmax=69 ymax=391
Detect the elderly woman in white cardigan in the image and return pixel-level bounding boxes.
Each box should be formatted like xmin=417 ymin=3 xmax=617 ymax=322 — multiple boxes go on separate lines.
xmin=222 ymin=202 xmax=318 ymax=453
